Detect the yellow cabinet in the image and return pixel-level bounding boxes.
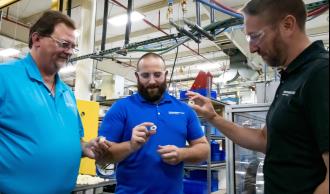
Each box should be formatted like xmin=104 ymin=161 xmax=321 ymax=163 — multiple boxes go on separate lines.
xmin=77 ymin=100 xmax=100 ymax=175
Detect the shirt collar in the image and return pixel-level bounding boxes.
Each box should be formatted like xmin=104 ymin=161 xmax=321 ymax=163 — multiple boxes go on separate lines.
xmin=24 ymin=53 xmax=68 ymax=94
xmin=283 ymin=40 xmax=326 ymax=76
xmin=136 ymin=91 xmax=173 ymax=104
xmin=24 ymin=53 xmax=43 ymax=83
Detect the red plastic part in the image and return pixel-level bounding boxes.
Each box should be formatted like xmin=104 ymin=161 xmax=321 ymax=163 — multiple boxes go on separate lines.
xmin=191 ymin=71 xmax=213 ymax=90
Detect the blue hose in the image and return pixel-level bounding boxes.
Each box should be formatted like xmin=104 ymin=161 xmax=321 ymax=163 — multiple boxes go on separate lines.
xmin=196 ymin=0 xmax=244 ymax=19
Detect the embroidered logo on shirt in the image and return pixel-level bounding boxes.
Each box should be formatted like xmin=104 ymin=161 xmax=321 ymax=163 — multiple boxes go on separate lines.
xmin=282 ymin=90 xmax=296 ymax=96
xmin=64 ymin=92 xmax=76 ymax=108
xmin=168 ymin=111 xmax=185 ymax=115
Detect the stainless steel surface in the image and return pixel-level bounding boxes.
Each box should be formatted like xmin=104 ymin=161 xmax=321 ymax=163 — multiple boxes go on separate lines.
xmin=185 ymin=162 xmax=226 ymax=171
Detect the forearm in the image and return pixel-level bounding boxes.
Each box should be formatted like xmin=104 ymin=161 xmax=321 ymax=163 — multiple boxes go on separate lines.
xmin=180 ymin=142 xmax=210 ymax=164
xmin=314 ymin=178 xmax=329 ymax=194
xmin=81 ymin=141 xmax=87 ymax=157
xmin=315 ymin=153 xmax=329 ymax=194
xmin=104 ymin=141 xmax=133 ymax=163
xmin=209 ymin=115 xmax=267 ymax=153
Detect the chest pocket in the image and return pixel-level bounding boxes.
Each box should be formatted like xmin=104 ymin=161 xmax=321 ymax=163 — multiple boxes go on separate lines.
xmin=269 ymin=86 xmax=304 ymax=136
xmin=160 ymin=111 xmax=188 ymax=138
xmin=280 ymin=88 xmax=301 ymax=113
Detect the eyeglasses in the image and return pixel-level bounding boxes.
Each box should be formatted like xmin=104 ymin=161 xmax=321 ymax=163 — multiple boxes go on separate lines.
xmin=48 ymin=36 xmax=79 ymax=54
xmin=136 ymin=71 xmax=166 ymax=80
xmin=246 ymin=29 xmax=266 ymax=45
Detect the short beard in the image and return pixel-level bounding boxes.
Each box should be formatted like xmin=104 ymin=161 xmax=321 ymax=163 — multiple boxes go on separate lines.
xmin=137 ymin=78 xmax=167 ymax=103
xmin=267 ymin=31 xmax=287 ymax=68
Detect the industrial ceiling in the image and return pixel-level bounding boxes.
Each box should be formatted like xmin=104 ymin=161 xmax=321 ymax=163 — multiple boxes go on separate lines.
xmin=0 ymin=0 xmax=329 ymax=95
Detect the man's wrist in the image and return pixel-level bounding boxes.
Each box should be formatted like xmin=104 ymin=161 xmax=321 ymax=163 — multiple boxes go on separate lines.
xmin=128 ymin=141 xmax=136 ymax=153
xmin=206 ymin=113 xmax=218 ymax=121
xmin=179 ymin=148 xmax=187 ymax=162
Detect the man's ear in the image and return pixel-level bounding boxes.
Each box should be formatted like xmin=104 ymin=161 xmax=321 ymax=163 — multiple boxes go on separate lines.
xmin=135 ymin=72 xmax=139 ymax=79
xmin=280 ymin=15 xmax=296 ymax=37
xmin=31 ymin=32 xmax=42 ymax=47
xmin=165 ymin=71 xmax=169 ymax=77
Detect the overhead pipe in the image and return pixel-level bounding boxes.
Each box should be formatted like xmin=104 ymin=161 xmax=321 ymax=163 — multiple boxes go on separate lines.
xmin=2 ymin=17 xmax=30 ymax=29
xmin=67 ymin=0 xmax=72 ymax=17
xmin=59 ymin=0 xmax=64 ymax=12
xmin=169 ymin=20 xmax=201 ymax=43
xmin=211 ymin=0 xmax=241 ymax=15
xmin=124 ymin=0 xmax=133 ymax=46
xmin=111 ymin=0 xmax=210 ymax=62
xmin=69 ymin=17 xmax=242 ymax=63
xmin=308 ymin=5 xmax=329 ymax=17
xmin=183 ymin=19 xmax=214 ymax=41
xmin=101 ymin=0 xmax=109 ymax=51
xmin=71 ymin=0 xmax=243 ymax=62
xmin=196 ymin=0 xmax=244 ymax=19
xmin=210 ymin=1 xmax=215 ymax=36
xmin=196 ymin=1 xmax=201 ymax=40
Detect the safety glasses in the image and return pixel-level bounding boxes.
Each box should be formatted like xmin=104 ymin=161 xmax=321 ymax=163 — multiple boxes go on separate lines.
xmin=48 ymin=36 xmax=79 ymax=54
xmin=136 ymin=71 xmax=166 ymax=80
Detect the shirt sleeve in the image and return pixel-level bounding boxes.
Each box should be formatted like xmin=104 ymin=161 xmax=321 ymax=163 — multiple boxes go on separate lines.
xmin=186 ymin=106 xmax=204 ymax=141
xmin=303 ymin=63 xmax=329 ymax=154
xmin=98 ymin=101 xmax=126 ymax=143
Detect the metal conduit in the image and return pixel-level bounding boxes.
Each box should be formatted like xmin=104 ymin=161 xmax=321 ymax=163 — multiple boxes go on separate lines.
xmin=111 ymin=0 xmax=211 ymax=62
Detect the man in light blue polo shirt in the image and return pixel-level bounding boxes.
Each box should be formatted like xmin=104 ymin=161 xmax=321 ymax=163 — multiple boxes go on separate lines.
xmin=97 ymin=53 xmax=210 ymax=194
xmin=0 ymin=11 xmax=99 ymax=194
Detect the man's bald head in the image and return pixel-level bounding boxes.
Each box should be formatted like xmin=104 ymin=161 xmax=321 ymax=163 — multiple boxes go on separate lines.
xmin=136 ymin=53 xmax=166 ymax=72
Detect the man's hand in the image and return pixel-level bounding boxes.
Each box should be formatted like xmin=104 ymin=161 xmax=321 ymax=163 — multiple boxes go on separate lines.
xmin=186 ymin=91 xmax=218 ymax=120
xmin=131 ymin=122 xmax=157 ymax=152
xmin=94 ymin=140 xmax=113 ymax=165
xmin=81 ymin=138 xmax=101 ymax=159
xmin=157 ymin=145 xmax=184 ymax=166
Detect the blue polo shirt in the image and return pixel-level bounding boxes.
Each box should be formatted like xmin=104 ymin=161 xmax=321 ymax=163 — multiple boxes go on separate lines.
xmin=0 ymin=54 xmax=84 ymax=194
xmin=99 ymin=92 xmax=204 ymax=194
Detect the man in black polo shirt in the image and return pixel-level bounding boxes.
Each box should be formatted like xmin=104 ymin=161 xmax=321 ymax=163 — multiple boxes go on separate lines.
xmin=187 ymin=0 xmax=329 ymax=193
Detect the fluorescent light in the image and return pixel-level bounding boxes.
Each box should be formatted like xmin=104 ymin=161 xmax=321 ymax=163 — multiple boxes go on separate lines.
xmin=108 ymin=11 xmax=145 ymax=26
xmin=0 ymin=48 xmax=20 ymax=57
xmin=0 ymin=0 xmax=20 ymax=9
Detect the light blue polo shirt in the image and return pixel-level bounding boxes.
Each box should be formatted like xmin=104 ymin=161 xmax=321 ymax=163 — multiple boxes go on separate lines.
xmin=99 ymin=92 xmax=204 ymax=194
xmin=0 ymin=54 xmax=84 ymax=194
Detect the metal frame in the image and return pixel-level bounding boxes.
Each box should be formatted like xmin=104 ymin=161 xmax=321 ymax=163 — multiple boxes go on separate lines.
xmin=224 ymin=103 xmax=270 ymax=194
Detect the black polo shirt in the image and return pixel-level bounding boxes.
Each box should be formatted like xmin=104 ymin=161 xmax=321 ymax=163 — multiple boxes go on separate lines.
xmin=264 ymin=41 xmax=329 ymax=194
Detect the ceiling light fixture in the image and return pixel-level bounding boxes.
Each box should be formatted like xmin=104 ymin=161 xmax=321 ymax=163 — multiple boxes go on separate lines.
xmin=0 ymin=48 xmax=20 ymax=57
xmin=108 ymin=11 xmax=145 ymax=26
xmin=0 ymin=0 xmax=20 ymax=10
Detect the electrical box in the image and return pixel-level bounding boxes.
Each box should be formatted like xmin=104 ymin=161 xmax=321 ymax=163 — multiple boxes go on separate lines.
xmin=77 ymin=100 xmax=100 ymax=175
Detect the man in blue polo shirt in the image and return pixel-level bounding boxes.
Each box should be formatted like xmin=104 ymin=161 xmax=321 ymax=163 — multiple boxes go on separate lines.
xmin=97 ymin=53 xmax=210 ymax=194
xmin=0 ymin=11 xmax=99 ymax=193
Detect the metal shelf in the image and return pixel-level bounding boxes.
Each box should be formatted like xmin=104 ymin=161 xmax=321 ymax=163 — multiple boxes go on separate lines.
xmin=73 ymin=179 xmax=116 ymax=192
xmin=184 ymin=162 xmax=226 ymax=170
xmin=210 ymin=135 xmax=225 ymax=140
xmin=98 ymin=99 xmax=118 ymax=107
